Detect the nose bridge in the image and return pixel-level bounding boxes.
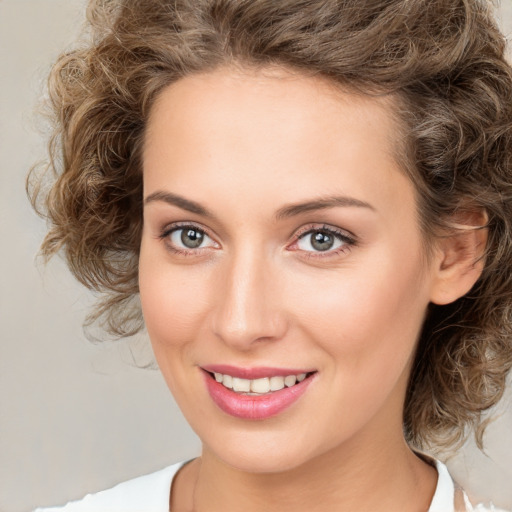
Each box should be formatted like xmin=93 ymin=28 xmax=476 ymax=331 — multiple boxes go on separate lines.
xmin=212 ymin=243 xmax=285 ymax=348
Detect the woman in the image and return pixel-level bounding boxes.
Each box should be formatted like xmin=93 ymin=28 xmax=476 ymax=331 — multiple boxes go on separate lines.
xmin=30 ymin=0 xmax=512 ymax=510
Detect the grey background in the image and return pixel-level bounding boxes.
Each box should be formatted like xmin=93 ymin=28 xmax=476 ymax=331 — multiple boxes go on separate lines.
xmin=1 ymin=1 xmax=511 ymax=511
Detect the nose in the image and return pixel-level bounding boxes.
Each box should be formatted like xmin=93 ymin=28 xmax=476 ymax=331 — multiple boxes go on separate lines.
xmin=211 ymin=246 xmax=288 ymax=350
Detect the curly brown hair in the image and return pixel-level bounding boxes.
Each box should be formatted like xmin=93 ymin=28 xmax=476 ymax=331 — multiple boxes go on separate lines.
xmin=28 ymin=0 xmax=512 ymax=452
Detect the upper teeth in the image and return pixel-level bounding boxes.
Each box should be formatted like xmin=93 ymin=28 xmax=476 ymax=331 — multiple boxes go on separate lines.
xmin=214 ymin=373 xmax=307 ymax=394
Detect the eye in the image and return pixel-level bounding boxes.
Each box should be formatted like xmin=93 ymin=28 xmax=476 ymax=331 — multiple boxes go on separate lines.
xmin=171 ymin=227 xmax=209 ymax=249
xmin=291 ymin=225 xmax=356 ymax=256
xmin=159 ymin=224 xmax=218 ymax=254
xmin=297 ymin=230 xmax=342 ymax=252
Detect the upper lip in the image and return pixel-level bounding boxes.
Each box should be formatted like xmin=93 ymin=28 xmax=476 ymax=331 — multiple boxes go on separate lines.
xmin=201 ymin=364 xmax=316 ymax=379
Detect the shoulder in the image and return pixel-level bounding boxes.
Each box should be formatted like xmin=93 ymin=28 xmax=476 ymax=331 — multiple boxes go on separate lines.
xmin=34 ymin=461 xmax=186 ymax=512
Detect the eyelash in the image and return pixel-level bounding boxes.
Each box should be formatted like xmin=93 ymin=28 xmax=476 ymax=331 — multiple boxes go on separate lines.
xmin=157 ymin=222 xmax=357 ymax=259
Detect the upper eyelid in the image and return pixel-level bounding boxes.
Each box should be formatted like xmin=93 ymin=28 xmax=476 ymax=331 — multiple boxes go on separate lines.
xmin=293 ymin=223 xmax=356 ymax=242
xmin=161 ymin=221 xmax=216 ymax=238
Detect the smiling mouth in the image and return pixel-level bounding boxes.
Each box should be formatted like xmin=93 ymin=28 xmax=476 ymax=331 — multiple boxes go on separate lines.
xmin=201 ymin=367 xmax=317 ymax=419
xmin=203 ymin=370 xmax=316 ymax=395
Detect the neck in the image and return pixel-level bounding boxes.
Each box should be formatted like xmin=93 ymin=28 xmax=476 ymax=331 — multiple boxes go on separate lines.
xmin=189 ymin=428 xmax=436 ymax=512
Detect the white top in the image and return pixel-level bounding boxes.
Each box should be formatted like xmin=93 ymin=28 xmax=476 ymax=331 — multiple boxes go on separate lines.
xmin=35 ymin=459 xmax=505 ymax=512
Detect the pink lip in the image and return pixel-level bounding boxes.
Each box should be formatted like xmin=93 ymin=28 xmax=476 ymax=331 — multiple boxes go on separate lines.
xmin=202 ymin=364 xmax=315 ymax=379
xmin=201 ymin=368 xmax=316 ymax=420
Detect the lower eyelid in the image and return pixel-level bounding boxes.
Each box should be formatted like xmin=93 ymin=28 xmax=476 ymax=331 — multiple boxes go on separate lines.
xmin=299 ymin=245 xmax=352 ymax=260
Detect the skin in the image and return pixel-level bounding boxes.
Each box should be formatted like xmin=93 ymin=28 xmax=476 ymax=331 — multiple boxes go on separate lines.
xmin=139 ymin=66 xmax=485 ymax=511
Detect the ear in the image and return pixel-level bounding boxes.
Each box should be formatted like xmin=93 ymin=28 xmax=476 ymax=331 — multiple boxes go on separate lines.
xmin=429 ymin=209 xmax=488 ymax=305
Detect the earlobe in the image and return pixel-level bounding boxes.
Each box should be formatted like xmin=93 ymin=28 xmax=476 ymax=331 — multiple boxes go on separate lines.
xmin=429 ymin=211 xmax=488 ymax=306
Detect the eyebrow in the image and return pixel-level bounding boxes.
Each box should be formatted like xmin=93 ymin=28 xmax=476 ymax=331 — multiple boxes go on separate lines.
xmin=144 ymin=191 xmax=375 ymax=220
xmin=275 ymin=196 xmax=375 ymax=220
xmin=145 ymin=191 xmax=216 ymax=218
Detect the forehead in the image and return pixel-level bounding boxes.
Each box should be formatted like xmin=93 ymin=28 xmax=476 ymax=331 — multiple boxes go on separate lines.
xmin=144 ymin=65 xmax=402 ymax=166
xmin=142 ymin=66 xmax=414 ymax=222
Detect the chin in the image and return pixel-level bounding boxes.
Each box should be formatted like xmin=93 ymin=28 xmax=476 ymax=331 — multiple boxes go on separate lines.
xmin=222 ymin=450 xmax=311 ymax=474
xmin=204 ymin=429 xmax=321 ymax=474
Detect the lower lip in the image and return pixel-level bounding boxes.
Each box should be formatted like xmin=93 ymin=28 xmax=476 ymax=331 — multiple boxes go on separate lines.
xmin=203 ymin=371 xmax=315 ymax=420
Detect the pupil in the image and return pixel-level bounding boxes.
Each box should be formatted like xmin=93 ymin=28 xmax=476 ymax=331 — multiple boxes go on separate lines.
xmin=181 ymin=228 xmax=204 ymax=248
xmin=311 ymin=231 xmax=333 ymax=251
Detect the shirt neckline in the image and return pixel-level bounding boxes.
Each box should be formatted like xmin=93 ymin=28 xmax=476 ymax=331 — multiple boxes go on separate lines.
xmin=169 ymin=457 xmax=459 ymax=512
xmin=429 ymin=459 xmax=456 ymax=512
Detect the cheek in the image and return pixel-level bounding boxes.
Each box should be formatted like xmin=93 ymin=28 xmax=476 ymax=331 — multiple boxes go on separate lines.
xmin=138 ymin=247 xmax=214 ymax=408
xmin=286 ymin=246 xmax=430 ymax=373
xmin=282 ymin=253 xmax=430 ymax=439
xmin=138 ymin=247 xmax=210 ymax=351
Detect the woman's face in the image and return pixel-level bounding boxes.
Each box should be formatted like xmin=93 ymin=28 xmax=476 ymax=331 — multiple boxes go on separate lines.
xmin=139 ymin=67 xmax=437 ymax=472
